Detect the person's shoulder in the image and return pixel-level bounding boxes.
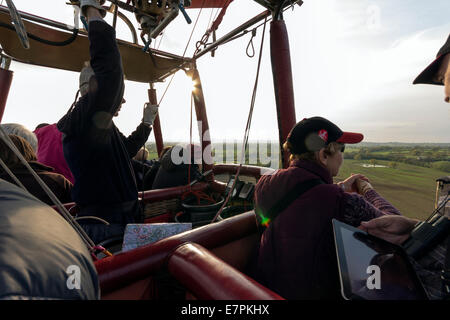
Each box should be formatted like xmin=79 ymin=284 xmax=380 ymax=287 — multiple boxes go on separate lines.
xmin=57 ymin=96 xmax=90 ymax=134
xmin=319 ymin=183 xmax=342 ymax=192
xmin=256 ymin=167 xmax=286 ymax=184
xmin=36 ymin=168 xmax=72 ymax=186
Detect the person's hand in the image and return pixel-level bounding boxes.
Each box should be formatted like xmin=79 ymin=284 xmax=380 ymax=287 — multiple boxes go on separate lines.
xmin=355 ymin=178 xmax=373 ymax=195
xmin=337 ymin=173 xmax=369 ymax=193
xmin=143 ymin=103 xmax=159 ymax=126
xmin=435 ymin=53 xmax=450 ymax=102
xmin=358 ymin=215 xmax=419 ymax=245
xmin=443 ymin=54 xmax=450 ymax=103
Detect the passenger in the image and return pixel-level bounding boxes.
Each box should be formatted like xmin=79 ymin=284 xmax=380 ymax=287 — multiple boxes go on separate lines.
xmin=133 ymin=147 xmax=150 ymax=163
xmin=34 ymin=123 xmax=75 ymax=184
xmin=151 ymin=145 xmax=201 ymax=190
xmin=142 ymin=145 xmax=172 ymax=190
xmin=131 ymin=147 xmax=152 ymax=191
xmin=0 ymin=123 xmax=38 ymax=152
xmin=359 ymin=34 xmax=450 ymax=300
xmin=0 ymin=178 xmax=99 ymax=299
xmin=253 ymin=117 xmax=401 ymax=299
xmin=56 ymin=1 xmax=158 ymax=244
xmin=0 ymin=134 xmax=72 ymax=205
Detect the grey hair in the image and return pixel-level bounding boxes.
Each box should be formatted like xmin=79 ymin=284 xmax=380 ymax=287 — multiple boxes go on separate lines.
xmin=0 ymin=123 xmax=38 ymax=152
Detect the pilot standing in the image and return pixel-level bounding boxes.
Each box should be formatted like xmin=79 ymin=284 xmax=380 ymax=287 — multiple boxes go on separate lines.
xmin=57 ymin=0 xmax=158 ymax=244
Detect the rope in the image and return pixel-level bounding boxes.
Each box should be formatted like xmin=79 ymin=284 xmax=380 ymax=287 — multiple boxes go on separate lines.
xmin=138 ymin=102 xmax=150 ymax=205
xmin=246 ymin=29 xmax=256 ymax=58
xmin=181 ymin=91 xmax=215 ymax=205
xmin=195 ymin=4 xmax=296 ymax=58
xmin=194 ymin=0 xmax=233 ymax=57
xmin=156 ymin=32 xmax=164 ymax=50
xmin=0 ymin=157 xmax=28 ymax=190
xmin=207 ymin=7 xmax=215 ymax=32
xmin=188 ymin=92 xmax=193 ymax=186
xmin=157 ymin=73 xmax=176 ymax=106
xmin=211 ymin=7 xmax=221 ymax=26
xmin=92 ymin=245 xmax=113 ymax=258
xmin=0 ymin=126 xmax=111 ymax=258
xmin=158 ymin=0 xmax=206 ymax=106
xmin=182 ymin=0 xmax=206 ymax=58
xmin=67 ymin=89 xmax=80 ymax=114
xmin=211 ymin=17 xmax=268 ymax=223
xmin=209 ymin=0 xmax=233 ymax=33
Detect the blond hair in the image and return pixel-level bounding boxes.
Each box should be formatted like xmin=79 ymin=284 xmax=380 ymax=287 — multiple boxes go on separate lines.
xmin=283 ymin=141 xmax=343 ymax=162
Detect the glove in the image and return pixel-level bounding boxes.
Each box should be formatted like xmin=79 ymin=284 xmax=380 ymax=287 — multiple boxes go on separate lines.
xmin=70 ymin=0 xmax=106 ymax=18
xmin=143 ymin=103 xmax=159 ymax=126
xmin=356 ymin=179 xmax=373 ymax=195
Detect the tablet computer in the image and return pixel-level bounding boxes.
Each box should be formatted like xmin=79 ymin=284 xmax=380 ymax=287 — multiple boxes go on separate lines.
xmin=332 ymin=219 xmax=428 ymax=300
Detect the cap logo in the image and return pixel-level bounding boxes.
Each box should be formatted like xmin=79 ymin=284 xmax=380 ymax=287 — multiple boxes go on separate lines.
xmin=318 ymin=129 xmax=328 ymax=142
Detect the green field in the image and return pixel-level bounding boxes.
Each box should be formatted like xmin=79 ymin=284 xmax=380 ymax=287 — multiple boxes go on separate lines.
xmin=144 ymin=143 xmax=448 ymax=220
xmin=335 ymin=159 xmax=447 ymax=220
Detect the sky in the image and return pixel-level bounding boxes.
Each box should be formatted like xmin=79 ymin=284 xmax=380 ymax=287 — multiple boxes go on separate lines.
xmin=1 ymin=0 xmax=449 ymax=144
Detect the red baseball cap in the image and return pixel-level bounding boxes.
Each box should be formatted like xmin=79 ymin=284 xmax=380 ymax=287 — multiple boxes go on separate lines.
xmin=287 ymin=117 xmax=363 ymax=154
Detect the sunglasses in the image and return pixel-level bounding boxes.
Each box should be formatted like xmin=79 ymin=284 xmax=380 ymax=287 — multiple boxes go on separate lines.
xmin=340 ymin=144 xmax=345 ymax=153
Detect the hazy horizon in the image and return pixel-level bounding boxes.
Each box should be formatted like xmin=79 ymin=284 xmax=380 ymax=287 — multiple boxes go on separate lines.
xmin=146 ymin=140 xmax=450 ymax=146
xmin=1 ymin=1 xmax=449 ymax=143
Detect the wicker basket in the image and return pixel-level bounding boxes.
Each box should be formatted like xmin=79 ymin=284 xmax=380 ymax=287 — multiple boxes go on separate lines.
xmin=144 ymin=198 xmax=181 ymax=218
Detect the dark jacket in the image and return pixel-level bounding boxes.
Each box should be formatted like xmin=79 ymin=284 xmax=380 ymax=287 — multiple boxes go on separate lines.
xmin=57 ymin=21 xmax=151 ymax=228
xmin=0 ymin=179 xmax=99 ymax=299
xmin=151 ymin=148 xmax=200 ymax=190
xmin=0 ymin=161 xmax=73 ymax=205
xmin=254 ymin=159 xmax=401 ymax=299
xmin=142 ymin=159 xmax=160 ymax=190
xmin=131 ymin=158 xmax=154 ymax=191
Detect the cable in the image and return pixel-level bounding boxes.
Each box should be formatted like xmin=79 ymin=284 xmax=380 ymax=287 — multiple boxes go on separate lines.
xmin=211 ymin=17 xmax=268 ymax=223
xmin=0 ymin=21 xmax=79 ymax=46
xmin=75 ymin=216 xmax=110 ymax=225
xmin=182 ymin=0 xmax=206 ymax=58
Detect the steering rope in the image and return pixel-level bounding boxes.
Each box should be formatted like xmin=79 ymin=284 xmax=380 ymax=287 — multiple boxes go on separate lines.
xmin=194 ymin=0 xmax=233 ymax=57
xmin=195 ymin=4 xmax=296 ymax=58
xmin=210 ymin=16 xmax=268 ymax=223
xmin=181 ymin=91 xmax=215 ymax=205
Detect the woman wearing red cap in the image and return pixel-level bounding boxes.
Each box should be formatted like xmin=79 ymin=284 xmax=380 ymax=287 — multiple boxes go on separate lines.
xmin=253 ymin=116 xmax=402 ymax=300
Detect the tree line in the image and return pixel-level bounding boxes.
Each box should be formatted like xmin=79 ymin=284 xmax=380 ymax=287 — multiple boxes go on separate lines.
xmin=345 ymin=146 xmax=450 ymax=171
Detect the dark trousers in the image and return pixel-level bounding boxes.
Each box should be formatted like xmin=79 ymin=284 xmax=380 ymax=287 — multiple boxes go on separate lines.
xmin=77 ymin=199 xmax=143 ymax=244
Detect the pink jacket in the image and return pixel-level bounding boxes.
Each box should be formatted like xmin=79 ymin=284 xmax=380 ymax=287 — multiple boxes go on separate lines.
xmin=34 ymin=124 xmax=75 ymax=184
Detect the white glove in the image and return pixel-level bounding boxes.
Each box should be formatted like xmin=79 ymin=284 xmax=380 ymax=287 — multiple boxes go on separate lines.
xmin=143 ymin=103 xmax=159 ymax=126
xmin=73 ymin=0 xmax=106 ymax=18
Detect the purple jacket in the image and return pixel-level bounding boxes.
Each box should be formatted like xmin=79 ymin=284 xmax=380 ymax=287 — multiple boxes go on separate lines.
xmin=254 ymin=160 xmax=401 ymax=299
